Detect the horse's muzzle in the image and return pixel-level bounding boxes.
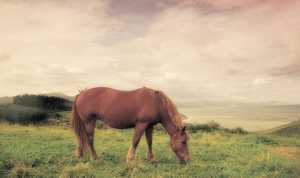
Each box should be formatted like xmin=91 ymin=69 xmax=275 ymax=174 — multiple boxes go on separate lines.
xmin=180 ymin=157 xmax=190 ymax=165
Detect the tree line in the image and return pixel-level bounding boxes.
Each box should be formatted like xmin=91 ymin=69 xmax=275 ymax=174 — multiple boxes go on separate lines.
xmin=13 ymin=94 xmax=72 ymax=111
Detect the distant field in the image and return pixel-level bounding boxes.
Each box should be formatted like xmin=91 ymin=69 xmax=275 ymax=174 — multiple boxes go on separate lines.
xmin=0 ymin=123 xmax=299 ymax=178
xmin=182 ymin=104 xmax=300 ymax=131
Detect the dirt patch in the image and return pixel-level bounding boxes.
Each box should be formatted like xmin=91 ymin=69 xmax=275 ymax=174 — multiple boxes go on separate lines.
xmin=271 ymin=146 xmax=300 ymax=160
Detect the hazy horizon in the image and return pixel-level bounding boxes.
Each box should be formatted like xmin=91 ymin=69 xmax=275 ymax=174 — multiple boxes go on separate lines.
xmin=1 ymin=91 xmax=299 ymax=131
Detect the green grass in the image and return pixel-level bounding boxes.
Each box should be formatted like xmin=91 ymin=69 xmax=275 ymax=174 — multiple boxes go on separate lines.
xmin=0 ymin=123 xmax=299 ymax=178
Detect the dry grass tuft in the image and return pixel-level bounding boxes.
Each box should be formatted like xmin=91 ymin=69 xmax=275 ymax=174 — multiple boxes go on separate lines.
xmin=271 ymin=146 xmax=300 ymax=160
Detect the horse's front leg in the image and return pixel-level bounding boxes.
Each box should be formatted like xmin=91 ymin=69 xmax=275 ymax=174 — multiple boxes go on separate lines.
xmin=127 ymin=123 xmax=148 ymax=162
xmin=145 ymin=125 xmax=154 ymax=161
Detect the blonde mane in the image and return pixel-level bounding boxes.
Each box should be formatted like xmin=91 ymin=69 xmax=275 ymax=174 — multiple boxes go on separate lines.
xmin=158 ymin=91 xmax=183 ymax=129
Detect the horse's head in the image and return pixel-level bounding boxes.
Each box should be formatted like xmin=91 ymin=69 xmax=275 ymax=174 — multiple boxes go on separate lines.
xmin=171 ymin=126 xmax=190 ymax=164
xmin=156 ymin=90 xmax=190 ymax=163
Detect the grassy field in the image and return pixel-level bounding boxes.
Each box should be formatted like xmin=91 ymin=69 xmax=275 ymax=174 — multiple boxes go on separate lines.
xmin=0 ymin=123 xmax=299 ymax=178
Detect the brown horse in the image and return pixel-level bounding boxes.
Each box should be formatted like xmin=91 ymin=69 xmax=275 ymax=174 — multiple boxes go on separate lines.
xmin=71 ymin=87 xmax=189 ymax=163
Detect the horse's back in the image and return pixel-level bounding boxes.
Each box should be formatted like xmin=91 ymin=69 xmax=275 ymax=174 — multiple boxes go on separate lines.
xmin=75 ymin=87 xmax=160 ymax=128
xmin=76 ymin=87 xmax=113 ymax=111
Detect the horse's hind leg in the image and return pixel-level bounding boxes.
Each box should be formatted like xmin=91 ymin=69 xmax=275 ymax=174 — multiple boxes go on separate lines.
xmin=127 ymin=123 xmax=148 ymax=162
xmin=85 ymin=119 xmax=98 ymax=160
xmin=145 ymin=125 xmax=154 ymax=161
xmin=75 ymin=141 xmax=83 ymax=159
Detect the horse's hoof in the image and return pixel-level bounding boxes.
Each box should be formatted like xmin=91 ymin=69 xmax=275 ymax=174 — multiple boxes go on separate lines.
xmin=126 ymin=157 xmax=135 ymax=163
xmin=127 ymin=150 xmax=135 ymax=163
xmin=147 ymin=155 xmax=155 ymax=162
xmin=147 ymin=158 xmax=156 ymax=162
xmin=75 ymin=149 xmax=83 ymax=159
xmin=75 ymin=155 xmax=83 ymax=160
xmin=126 ymin=155 xmax=136 ymax=163
xmin=91 ymin=156 xmax=97 ymax=160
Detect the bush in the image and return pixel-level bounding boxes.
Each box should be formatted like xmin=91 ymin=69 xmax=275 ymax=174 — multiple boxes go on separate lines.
xmin=187 ymin=121 xmax=220 ymax=133
xmin=255 ymin=136 xmax=279 ymax=145
xmin=186 ymin=121 xmax=248 ymax=134
xmin=1 ymin=104 xmax=48 ymax=124
xmin=224 ymin=127 xmax=248 ymax=134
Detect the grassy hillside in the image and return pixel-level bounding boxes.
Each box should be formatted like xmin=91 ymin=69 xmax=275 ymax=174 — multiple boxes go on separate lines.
xmin=260 ymin=120 xmax=300 ymax=136
xmin=0 ymin=123 xmax=299 ymax=178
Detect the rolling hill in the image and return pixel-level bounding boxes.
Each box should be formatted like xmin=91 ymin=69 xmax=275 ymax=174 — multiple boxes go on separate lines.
xmin=260 ymin=119 xmax=300 ymax=136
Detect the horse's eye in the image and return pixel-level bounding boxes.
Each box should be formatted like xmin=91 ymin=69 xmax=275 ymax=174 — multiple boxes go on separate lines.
xmin=182 ymin=141 xmax=186 ymax=145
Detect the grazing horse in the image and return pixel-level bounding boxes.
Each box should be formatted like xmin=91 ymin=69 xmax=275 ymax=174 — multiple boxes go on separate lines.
xmin=71 ymin=87 xmax=189 ymax=163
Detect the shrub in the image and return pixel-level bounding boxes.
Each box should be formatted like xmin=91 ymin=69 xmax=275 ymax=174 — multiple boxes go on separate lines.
xmin=1 ymin=104 xmax=48 ymax=124
xmin=224 ymin=127 xmax=248 ymax=134
xmin=187 ymin=121 xmax=220 ymax=133
xmin=255 ymin=136 xmax=279 ymax=145
xmin=186 ymin=122 xmax=248 ymax=134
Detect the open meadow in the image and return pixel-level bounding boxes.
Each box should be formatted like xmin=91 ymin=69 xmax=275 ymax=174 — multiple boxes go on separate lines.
xmin=1 ymin=0 xmax=300 ymax=177
xmin=0 ymin=121 xmax=299 ymax=178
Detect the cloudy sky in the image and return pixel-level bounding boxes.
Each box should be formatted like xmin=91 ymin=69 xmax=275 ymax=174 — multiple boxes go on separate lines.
xmin=1 ymin=0 xmax=300 ymax=106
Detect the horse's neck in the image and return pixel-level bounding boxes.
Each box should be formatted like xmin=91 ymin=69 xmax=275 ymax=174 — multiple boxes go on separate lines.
xmin=161 ymin=119 xmax=178 ymax=136
xmin=159 ymin=96 xmax=180 ymax=136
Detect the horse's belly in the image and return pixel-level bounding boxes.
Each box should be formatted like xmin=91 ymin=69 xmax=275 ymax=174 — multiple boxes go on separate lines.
xmin=104 ymin=117 xmax=135 ymax=129
xmin=101 ymin=111 xmax=137 ymax=129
